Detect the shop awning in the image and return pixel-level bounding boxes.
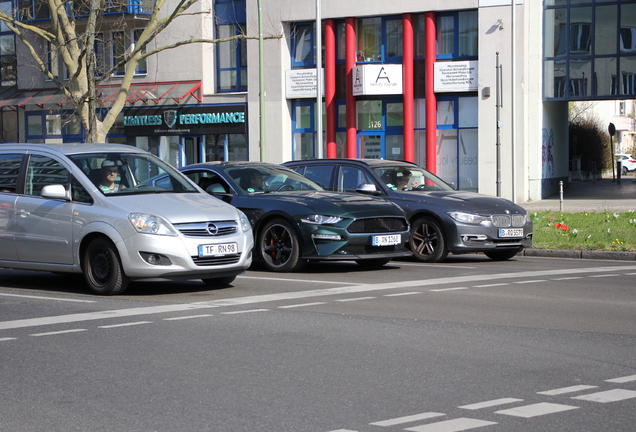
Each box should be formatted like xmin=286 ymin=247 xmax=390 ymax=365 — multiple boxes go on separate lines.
xmin=0 ymin=81 xmax=202 ymax=110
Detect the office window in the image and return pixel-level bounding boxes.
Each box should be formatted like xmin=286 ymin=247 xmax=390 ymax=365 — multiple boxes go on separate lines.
xmin=436 ymin=10 xmax=478 ymax=60
xmin=215 ymin=0 xmax=247 ymax=92
xmin=133 ymin=29 xmax=147 ymax=74
xmin=292 ymin=23 xmax=314 ymax=67
xmin=357 ymin=18 xmax=381 ymax=62
xmin=112 ymin=31 xmax=126 ymax=75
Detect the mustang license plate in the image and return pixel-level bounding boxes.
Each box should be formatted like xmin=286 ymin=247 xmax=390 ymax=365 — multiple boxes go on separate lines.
xmin=198 ymin=242 xmax=237 ymax=257
xmin=372 ymin=234 xmax=401 ymax=246
xmin=498 ymin=229 xmax=524 ymax=238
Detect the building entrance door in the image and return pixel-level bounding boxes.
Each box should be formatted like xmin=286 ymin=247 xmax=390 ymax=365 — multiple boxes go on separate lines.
xmin=357 ymin=132 xmax=384 ymax=159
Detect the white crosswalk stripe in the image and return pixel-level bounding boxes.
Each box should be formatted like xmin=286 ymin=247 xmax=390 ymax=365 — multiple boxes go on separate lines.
xmin=572 ymin=389 xmax=636 ymax=403
xmin=495 ymin=402 xmax=579 ymax=418
xmin=404 ymin=417 xmax=498 ymax=432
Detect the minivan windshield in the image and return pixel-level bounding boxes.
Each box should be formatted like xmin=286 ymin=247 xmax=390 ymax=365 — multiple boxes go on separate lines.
xmin=68 ymin=152 xmax=197 ymax=195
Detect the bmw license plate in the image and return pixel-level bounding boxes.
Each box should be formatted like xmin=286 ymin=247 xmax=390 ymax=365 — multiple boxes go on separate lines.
xmin=372 ymin=234 xmax=401 ymax=246
xmin=498 ymin=229 xmax=524 ymax=238
xmin=198 ymin=242 xmax=237 ymax=257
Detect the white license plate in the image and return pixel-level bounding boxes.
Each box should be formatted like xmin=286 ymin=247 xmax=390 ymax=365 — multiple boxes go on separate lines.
xmin=372 ymin=234 xmax=401 ymax=246
xmin=198 ymin=242 xmax=238 ymax=257
xmin=498 ymin=229 xmax=524 ymax=238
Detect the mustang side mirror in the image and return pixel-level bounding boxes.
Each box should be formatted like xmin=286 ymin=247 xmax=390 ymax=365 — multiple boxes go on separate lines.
xmin=356 ymin=183 xmax=381 ymax=196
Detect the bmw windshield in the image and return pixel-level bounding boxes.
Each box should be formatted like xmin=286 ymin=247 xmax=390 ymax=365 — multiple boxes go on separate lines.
xmin=68 ymin=152 xmax=197 ymax=195
xmin=373 ymin=166 xmax=455 ymax=192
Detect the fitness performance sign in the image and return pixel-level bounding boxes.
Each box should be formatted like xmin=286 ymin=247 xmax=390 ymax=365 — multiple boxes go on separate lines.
xmin=123 ymin=105 xmax=246 ymax=136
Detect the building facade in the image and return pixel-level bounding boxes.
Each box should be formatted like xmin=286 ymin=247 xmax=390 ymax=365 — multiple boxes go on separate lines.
xmin=1 ymin=0 xmax=635 ymax=203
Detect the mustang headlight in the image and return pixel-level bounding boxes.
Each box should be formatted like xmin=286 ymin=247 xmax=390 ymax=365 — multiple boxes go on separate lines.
xmin=301 ymin=214 xmax=343 ymax=225
xmin=237 ymin=210 xmax=252 ymax=232
xmin=128 ymin=213 xmax=178 ymax=236
xmin=447 ymin=211 xmax=487 ymax=225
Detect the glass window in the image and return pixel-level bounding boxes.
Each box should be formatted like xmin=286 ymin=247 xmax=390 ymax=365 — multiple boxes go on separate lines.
xmin=46 ymin=114 xmax=62 ymax=135
xmin=385 ymin=19 xmax=403 ymax=59
xmin=357 ymin=18 xmax=381 ymax=62
xmin=112 ymin=31 xmax=126 ymax=75
xmin=437 ymin=15 xmax=454 ymax=57
xmin=569 ymin=8 xmax=592 ymax=56
xmin=25 ymin=155 xmax=69 ymax=197
xmin=622 ymin=57 xmax=636 ymax=96
xmin=1 ymin=110 xmax=18 ymax=142
xmin=301 ymin=165 xmax=335 ymax=190
xmin=437 ymin=100 xmax=455 ymax=126
xmin=386 ymin=103 xmax=403 ymax=127
xmin=0 ymin=154 xmax=21 ymax=193
xmin=595 ymin=5 xmax=617 ymax=56
xmin=620 ymin=4 xmax=636 ymax=53
xmin=357 ymin=100 xmax=382 ymax=130
xmin=0 ymin=0 xmax=11 ymax=32
xmin=569 ymin=59 xmax=590 ymax=97
xmin=134 ymin=29 xmax=147 ymax=74
xmin=458 ymin=97 xmax=477 ymax=128
xmin=337 ymin=165 xmax=375 ymax=193
xmin=216 ymin=24 xmax=247 ymax=92
xmin=293 ymin=23 xmax=313 ymax=66
xmin=594 ymin=57 xmax=616 ymax=96
xmin=458 ymin=11 xmax=478 ymax=57
xmin=27 ymin=114 xmax=43 ymax=136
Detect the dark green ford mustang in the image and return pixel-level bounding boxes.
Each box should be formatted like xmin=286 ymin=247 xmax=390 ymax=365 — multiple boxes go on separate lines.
xmin=174 ymin=162 xmax=411 ymax=272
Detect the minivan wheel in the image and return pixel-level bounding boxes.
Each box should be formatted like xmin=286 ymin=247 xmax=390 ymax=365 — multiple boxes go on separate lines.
xmin=410 ymin=216 xmax=448 ymax=263
xmin=201 ymin=275 xmax=236 ymax=286
xmin=258 ymin=218 xmax=306 ymax=272
xmin=83 ymin=237 xmax=129 ymax=295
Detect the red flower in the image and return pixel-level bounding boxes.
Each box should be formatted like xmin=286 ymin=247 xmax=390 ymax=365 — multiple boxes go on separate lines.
xmin=554 ymin=223 xmax=561 ymax=229
xmin=561 ymin=224 xmax=568 ymax=231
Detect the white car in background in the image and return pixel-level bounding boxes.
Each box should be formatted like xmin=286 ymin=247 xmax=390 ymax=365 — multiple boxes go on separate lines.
xmin=615 ymin=154 xmax=636 ymax=175
xmin=0 ymin=143 xmax=253 ymax=295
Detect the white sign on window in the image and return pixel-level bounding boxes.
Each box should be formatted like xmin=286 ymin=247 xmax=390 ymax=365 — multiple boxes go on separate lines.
xmin=434 ymin=61 xmax=478 ymax=92
xmin=352 ymin=64 xmax=403 ymax=96
xmin=285 ymin=69 xmax=324 ymax=98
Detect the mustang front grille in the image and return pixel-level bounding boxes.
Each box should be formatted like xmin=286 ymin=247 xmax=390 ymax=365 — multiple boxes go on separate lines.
xmin=347 ymin=217 xmax=408 ymax=234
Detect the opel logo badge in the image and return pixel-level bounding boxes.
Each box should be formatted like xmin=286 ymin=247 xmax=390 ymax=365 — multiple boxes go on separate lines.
xmin=206 ymin=223 xmax=219 ymax=235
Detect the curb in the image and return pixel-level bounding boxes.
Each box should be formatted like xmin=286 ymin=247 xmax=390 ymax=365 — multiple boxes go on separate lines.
xmin=523 ymin=248 xmax=636 ymax=261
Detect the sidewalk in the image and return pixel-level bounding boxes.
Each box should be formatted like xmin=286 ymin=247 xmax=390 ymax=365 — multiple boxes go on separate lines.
xmin=522 ymin=175 xmax=636 ymax=213
xmin=520 ymin=175 xmax=636 ymax=261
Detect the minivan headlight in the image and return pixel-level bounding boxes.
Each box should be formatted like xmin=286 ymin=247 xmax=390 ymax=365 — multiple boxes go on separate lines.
xmin=447 ymin=211 xmax=487 ymax=224
xmin=237 ymin=210 xmax=252 ymax=232
xmin=301 ymin=214 xmax=343 ymax=225
xmin=128 ymin=213 xmax=178 ymax=236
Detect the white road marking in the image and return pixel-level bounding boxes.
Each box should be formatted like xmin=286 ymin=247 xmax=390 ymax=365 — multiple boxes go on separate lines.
xmin=278 ymin=302 xmax=327 ymax=309
xmin=2 ymin=264 xmax=636 ymax=331
xmin=606 ymin=374 xmax=636 ymax=383
xmin=238 ymin=275 xmax=359 ymax=285
xmin=336 ymin=297 xmax=376 ymax=302
xmin=0 ymin=292 xmax=96 ymax=303
xmin=459 ymin=398 xmax=523 ymax=410
xmin=383 ymin=292 xmax=420 ymax=297
xmin=514 ymin=280 xmax=547 ymax=284
xmin=473 ymin=283 xmax=509 ymax=288
xmin=537 ymin=385 xmax=598 ymax=395
xmin=370 ymin=412 xmax=445 ymax=426
xmin=0 ymin=337 xmax=16 ymax=341
xmin=552 ymin=277 xmax=582 ymax=280
xmin=98 ymin=321 xmax=152 ymax=329
xmin=589 ymin=274 xmax=620 ymax=278
xmin=30 ymin=329 xmax=87 ymax=337
xmin=163 ymin=314 xmax=213 ymax=321
xmin=572 ymin=389 xmax=636 ymax=403
xmin=328 ymin=430 xmax=358 ymax=432
xmin=405 ymin=417 xmax=497 ymax=431
xmin=221 ymin=309 xmax=269 ymax=314
xmin=430 ymin=287 xmax=469 ymax=292
xmin=393 ymin=262 xmax=477 ymax=269
xmin=495 ymin=402 xmax=579 ymax=418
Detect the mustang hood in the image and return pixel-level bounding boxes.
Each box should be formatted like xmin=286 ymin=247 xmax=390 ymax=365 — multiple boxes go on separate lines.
xmin=257 ymin=191 xmax=403 ymax=218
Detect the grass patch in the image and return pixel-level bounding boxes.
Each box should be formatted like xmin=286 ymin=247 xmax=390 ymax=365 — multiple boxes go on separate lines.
xmin=531 ymin=210 xmax=636 ymax=251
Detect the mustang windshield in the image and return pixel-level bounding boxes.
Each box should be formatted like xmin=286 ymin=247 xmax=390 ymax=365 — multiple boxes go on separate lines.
xmin=68 ymin=152 xmax=198 ymax=195
xmin=224 ymin=165 xmax=324 ymax=193
xmin=373 ymin=166 xmax=455 ymax=192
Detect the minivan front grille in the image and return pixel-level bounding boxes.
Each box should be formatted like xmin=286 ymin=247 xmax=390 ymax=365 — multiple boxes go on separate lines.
xmin=192 ymin=254 xmax=241 ymax=266
xmin=347 ymin=217 xmax=408 ymax=234
xmin=175 ymin=220 xmax=238 ymax=237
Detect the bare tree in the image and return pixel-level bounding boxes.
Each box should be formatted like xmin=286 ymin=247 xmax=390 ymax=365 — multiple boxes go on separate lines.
xmin=0 ymin=0 xmax=277 ymax=142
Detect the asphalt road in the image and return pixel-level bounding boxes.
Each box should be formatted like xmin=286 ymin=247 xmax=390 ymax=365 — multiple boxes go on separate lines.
xmin=1 ymin=255 xmax=635 ymax=432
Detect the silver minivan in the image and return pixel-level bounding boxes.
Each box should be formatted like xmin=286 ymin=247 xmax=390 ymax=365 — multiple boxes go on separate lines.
xmin=0 ymin=143 xmax=253 ymax=295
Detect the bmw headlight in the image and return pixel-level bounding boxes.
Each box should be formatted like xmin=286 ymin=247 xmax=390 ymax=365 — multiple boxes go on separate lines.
xmin=301 ymin=214 xmax=343 ymax=225
xmin=128 ymin=213 xmax=178 ymax=236
xmin=237 ymin=210 xmax=252 ymax=232
xmin=447 ymin=211 xmax=487 ymax=224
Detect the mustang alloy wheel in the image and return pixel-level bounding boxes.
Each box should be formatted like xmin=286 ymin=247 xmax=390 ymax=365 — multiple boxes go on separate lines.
xmin=258 ymin=218 xmax=306 ymax=272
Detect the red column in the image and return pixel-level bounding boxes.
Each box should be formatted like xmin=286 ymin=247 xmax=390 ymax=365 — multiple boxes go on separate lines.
xmin=402 ymin=13 xmax=414 ymax=163
xmin=325 ymin=19 xmax=337 ymax=159
xmin=345 ymin=17 xmax=357 ymax=159
xmin=425 ymin=11 xmax=437 ymax=174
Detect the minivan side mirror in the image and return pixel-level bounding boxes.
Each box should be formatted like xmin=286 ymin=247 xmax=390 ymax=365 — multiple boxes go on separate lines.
xmin=356 ymin=183 xmax=381 ymax=196
xmin=41 ymin=184 xmax=69 ymax=200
